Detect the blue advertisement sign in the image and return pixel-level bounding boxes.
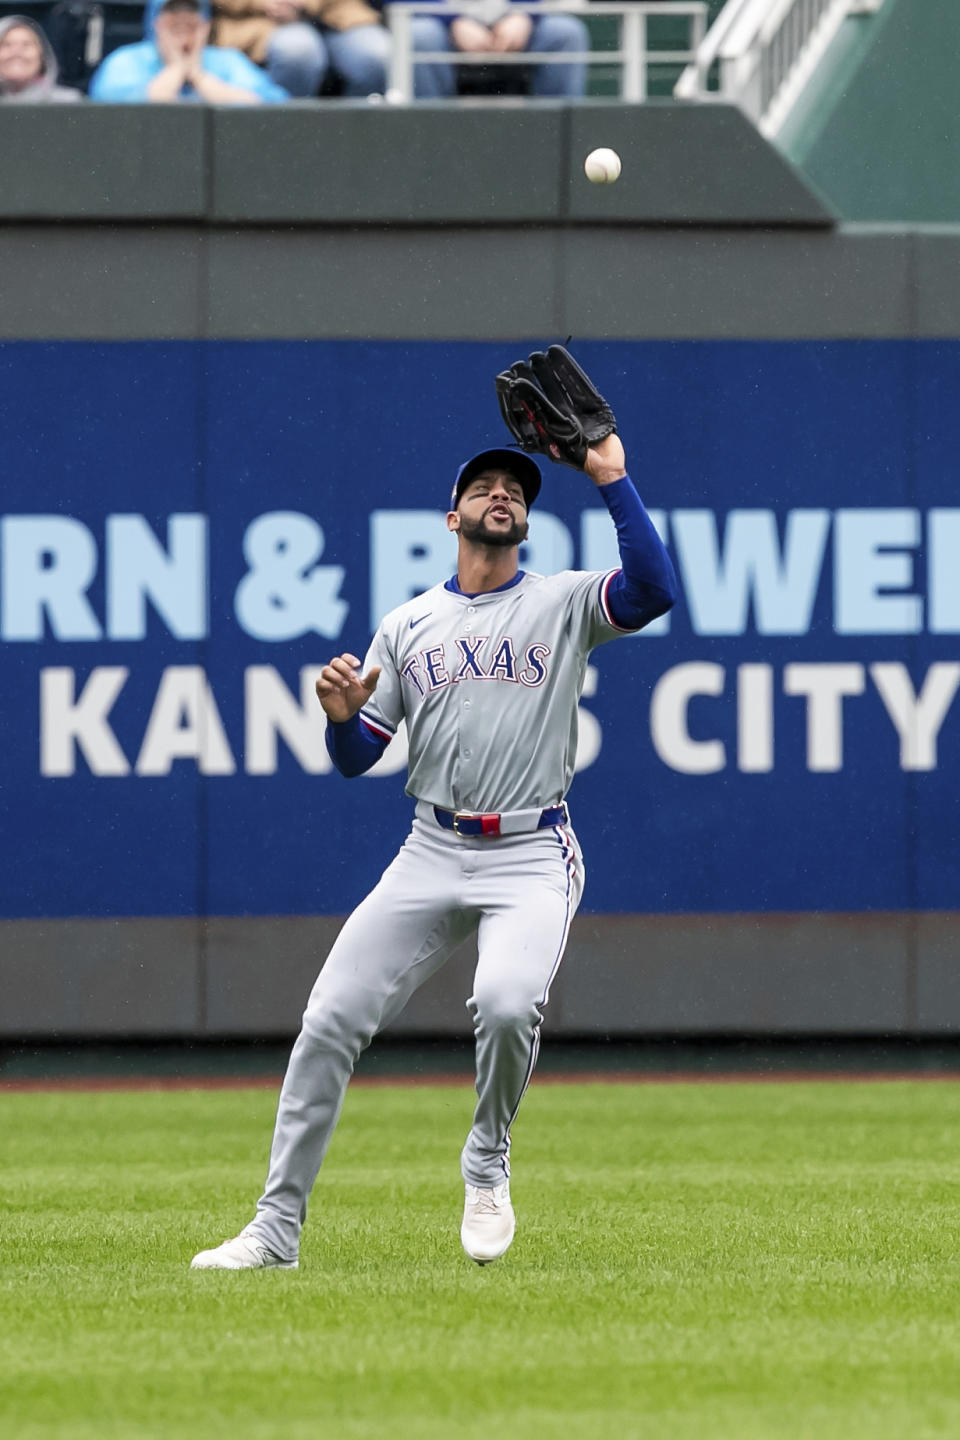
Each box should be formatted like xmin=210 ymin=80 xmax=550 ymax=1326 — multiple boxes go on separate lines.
xmin=1 ymin=339 xmax=957 ymax=918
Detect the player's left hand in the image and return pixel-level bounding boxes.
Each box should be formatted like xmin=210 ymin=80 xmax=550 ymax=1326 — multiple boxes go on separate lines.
xmin=495 ymin=345 xmax=617 ymax=471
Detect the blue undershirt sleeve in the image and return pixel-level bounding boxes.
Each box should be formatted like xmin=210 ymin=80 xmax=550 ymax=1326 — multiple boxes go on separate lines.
xmin=325 ymin=713 xmax=390 ymax=778
xmin=600 ymin=474 xmax=678 ymax=631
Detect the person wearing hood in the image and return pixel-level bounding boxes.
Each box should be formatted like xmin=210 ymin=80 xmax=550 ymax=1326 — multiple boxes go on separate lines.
xmin=89 ymin=0 xmax=289 ymax=102
xmin=0 ymin=16 xmax=82 ymax=102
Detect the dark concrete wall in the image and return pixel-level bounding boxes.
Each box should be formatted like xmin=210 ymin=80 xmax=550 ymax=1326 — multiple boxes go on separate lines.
xmin=0 ymin=102 xmax=831 ymax=226
xmin=5 ymin=224 xmax=960 ymax=343
xmin=5 ymin=912 xmax=958 ymax=1040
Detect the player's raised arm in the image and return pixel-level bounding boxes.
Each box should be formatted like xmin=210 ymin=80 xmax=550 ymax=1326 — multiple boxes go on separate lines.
xmin=496 ymin=345 xmax=678 ymax=630
xmin=594 ymin=469 xmax=678 ymax=630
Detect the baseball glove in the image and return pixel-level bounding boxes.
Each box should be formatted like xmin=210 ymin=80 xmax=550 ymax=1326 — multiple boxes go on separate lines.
xmin=494 ymin=345 xmax=617 ymax=469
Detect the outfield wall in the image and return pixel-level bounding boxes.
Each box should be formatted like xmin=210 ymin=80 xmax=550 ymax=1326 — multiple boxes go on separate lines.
xmin=1 ymin=103 xmax=958 ymax=1039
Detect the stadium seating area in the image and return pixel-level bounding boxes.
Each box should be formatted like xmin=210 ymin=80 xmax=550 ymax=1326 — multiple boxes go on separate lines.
xmin=0 ymin=0 xmax=726 ymax=97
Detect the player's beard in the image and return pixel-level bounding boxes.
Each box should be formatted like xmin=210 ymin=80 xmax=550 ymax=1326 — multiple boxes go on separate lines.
xmin=457 ymin=512 xmax=529 ymax=548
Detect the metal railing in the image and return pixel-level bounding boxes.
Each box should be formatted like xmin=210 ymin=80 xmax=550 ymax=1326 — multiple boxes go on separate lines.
xmin=674 ymin=0 xmax=885 ymax=136
xmin=384 ymin=1 xmax=707 ymax=104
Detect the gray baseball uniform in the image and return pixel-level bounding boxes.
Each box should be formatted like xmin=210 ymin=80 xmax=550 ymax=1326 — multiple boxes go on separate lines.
xmin=241 ymin=465 xmax=676 ymax=1265
xmin=361 ymin=566 xmax=629 ymax=811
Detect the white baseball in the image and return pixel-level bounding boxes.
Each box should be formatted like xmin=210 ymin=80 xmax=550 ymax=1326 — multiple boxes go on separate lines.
xmin=584 ymin=147 xmax=622 ymax=184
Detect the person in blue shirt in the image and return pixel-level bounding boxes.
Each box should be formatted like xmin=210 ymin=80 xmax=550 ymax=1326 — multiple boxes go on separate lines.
xmin=89 ymin=0 xmax=289 ymax=102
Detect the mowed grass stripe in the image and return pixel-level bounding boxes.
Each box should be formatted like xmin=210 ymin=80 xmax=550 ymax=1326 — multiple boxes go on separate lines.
xmin=2 ymin=1081 xmax=959 ymax=1439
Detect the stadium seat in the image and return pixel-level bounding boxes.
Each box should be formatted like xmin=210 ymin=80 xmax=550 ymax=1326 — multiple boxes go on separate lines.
xmin=456 ymin=61 xmax=530 ymax=97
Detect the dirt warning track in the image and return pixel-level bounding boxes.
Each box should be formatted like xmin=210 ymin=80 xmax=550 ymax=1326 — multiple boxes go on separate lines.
xmin=4 ymin=1069 xmax=960 ymax=1093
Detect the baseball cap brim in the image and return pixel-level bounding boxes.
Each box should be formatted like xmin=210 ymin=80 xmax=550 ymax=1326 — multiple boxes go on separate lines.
xmin=449 ymin=449 xmax=542 ymax=512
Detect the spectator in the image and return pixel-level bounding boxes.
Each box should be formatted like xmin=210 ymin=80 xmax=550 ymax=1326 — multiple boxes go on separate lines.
xmin=410 ymin=0 xmax=587 ymax=99
xmin=212 ymin=0 xmax=391 ymax=98
xmin=89 ymin=0 xmax=288 ymax=103
xmin=0 ymin=16 xmax=82 ymax=102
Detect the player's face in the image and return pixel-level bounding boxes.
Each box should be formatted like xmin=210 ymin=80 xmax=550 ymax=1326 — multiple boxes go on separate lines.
xmin=451 ymin=471 xmax=529 ymax=548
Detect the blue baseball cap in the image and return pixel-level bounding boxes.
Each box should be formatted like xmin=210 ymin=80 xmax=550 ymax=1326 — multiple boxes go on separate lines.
xmin=449 ymin=448 xmax=542 ymax=512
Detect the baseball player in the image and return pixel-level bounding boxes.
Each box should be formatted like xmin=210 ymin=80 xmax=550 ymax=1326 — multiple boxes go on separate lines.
xmin=192 ymin=348 xmax=678 ymax=1269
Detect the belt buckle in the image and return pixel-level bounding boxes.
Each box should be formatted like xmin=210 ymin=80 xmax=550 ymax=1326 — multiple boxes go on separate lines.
xmin=452 ymin=811 xmax=501 ymax=836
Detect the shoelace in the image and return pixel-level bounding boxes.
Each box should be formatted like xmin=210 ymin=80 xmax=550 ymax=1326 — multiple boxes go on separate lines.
xmin=469 ymin=1188 xmax=507 ymax=1216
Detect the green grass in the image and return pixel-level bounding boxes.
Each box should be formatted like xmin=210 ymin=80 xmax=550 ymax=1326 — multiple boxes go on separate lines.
xmin=2 ymin=1079 xmax=960 ymax=1438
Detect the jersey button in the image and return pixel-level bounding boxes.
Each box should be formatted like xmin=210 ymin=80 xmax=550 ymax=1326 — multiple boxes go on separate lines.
xmin=468 ymin=606 xmax=477 ymax=613
xmin=463 ymin=700 xmax=471 ymax=710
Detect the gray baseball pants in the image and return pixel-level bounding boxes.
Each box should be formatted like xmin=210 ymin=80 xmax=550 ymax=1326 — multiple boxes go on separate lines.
xmin=243 ymin=810 xmax=584 ymax=1262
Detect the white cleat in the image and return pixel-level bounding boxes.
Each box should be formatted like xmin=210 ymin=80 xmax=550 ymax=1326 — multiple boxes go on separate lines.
xmin=461 ymin=1182 xmax=516 ymax=1265
xmin=190 ymin=1234 xmax=298 ymax=1270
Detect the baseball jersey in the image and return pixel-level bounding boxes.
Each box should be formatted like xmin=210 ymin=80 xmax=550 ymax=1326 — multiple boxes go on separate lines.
xmin=356 ymin=567 xmax=632 ymax=814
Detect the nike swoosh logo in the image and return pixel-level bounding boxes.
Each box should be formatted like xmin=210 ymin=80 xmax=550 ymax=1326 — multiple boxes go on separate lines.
xmin=409 ymin=612 xmax=432 ymax=630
